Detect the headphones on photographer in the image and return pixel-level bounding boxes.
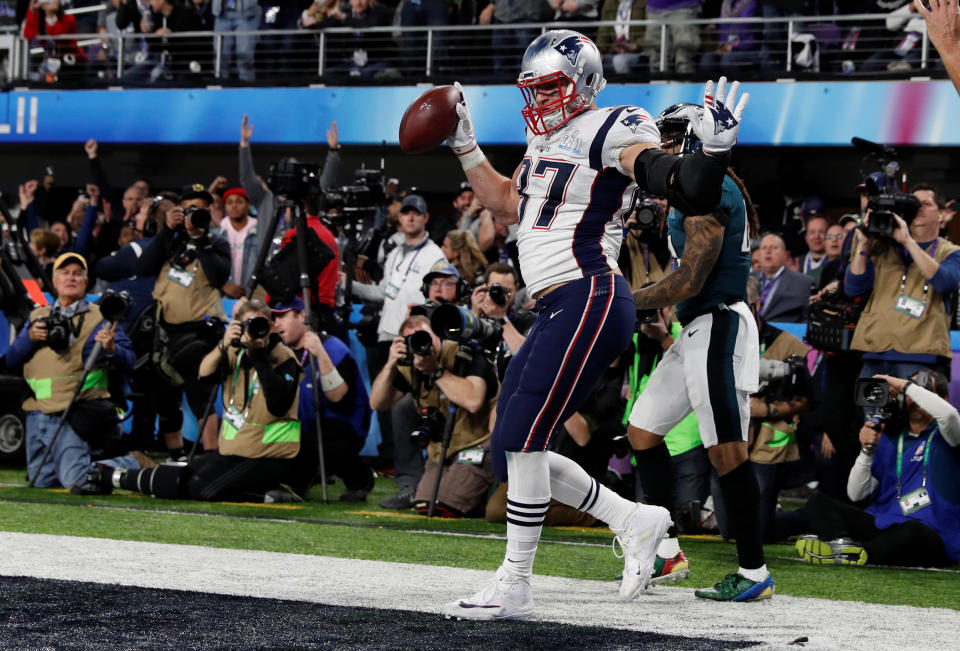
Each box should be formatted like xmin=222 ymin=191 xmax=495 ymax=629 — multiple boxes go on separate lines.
xmin=421 ymin=274 xmax=470 ymax=301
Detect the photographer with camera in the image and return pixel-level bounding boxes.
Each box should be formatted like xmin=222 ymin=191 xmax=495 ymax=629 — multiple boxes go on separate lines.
xmin=618 ymin=194 xmax=672 ymax=291
xmin=796 ymin=371 xmax=960 ymax=567
xmin=369 ymin=314 xmax=498 ymax=516
xmin=138 ymin=202 xmax=230 ymax=460
xmin=6 ymin=253 xmax=145 ymax=493
xmin=469 ymin=262 xmax=535 ymax=377
xmin=272 ymin=297 xmax=373 ymax=501
xmin=846 ymin=183 xmax=960 ymax=381
xmin=88 ymin=300 xmax=304 ymax=502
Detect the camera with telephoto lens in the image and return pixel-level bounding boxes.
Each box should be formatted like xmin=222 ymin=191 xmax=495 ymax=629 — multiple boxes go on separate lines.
xmin=268 ymin=159 xmax=321 ymax=199
xmin=232 ymin=316 xmax=272 ymax=347
xmin=397 ymin=330 xmax=433 ymax=366
xmin=487 ymin=283 xmax=508 ymax=307
xmin=40 ymin=311 xmax=72 ymax=354
xmin=628 ymin=192 xmax=662 ymax=231
xmin=430 ymin=303 xmax=503 ymax=350
xmin=757 ymin=354 xmax=810 ymax=401
xmin=855 ymin=377 xmax=898 ymax=429
xmin=183 ymin=206 xmax=212 ymax=232
xmin=410 ymin=300 xmax=441 ymax=320
xmin=409 ymin=406 xmax=446 ymax=449
xmin=98 ymin=289 xmax=131 ymax=323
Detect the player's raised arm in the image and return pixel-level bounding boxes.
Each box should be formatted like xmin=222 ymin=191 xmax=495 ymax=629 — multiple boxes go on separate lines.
xmin=447 ymin=83 xmax=522 ymax=224
xmin=620 ymin=77 xmax=749 ymax=218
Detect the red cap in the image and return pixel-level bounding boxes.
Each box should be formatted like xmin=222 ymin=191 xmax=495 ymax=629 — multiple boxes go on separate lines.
xmin=223 ymin=187 xmax=249 ymax=202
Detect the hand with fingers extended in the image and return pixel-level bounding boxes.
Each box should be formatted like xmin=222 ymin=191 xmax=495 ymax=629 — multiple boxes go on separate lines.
xmin=327 ymin=120 xmax=339 ymax=149
xmin=688 ymin=76 xmax=749 ymax=155
xmin=241 ymin=114 xmax=253 ymax=147
xmin=915 ymin=0 xmax=960 ymax=54
xmin=446 ymin=82 xmax=484 ymax=170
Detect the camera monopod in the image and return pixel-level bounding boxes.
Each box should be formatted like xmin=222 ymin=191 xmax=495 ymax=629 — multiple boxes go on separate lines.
xmin=427 ymin=404 xmax=458 ymax=518
xmin=29 ymin=292 xmax=130 ymax=487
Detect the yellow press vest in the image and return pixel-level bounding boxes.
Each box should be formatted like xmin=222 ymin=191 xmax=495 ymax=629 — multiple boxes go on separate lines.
xmin=851 ymin=237 xmax=959 ymax=358
xmin=153 ymin=256 xmax=225 ymax=325
xmin=219 ymin=344 xmax=301 ymax=459
xmin=397 ymin=341 xmax=497 ymax=463
xmin=749 ymin=330 xmax=810 ymax=465
xmin=23 ymin=304 xmax=110 ymax=414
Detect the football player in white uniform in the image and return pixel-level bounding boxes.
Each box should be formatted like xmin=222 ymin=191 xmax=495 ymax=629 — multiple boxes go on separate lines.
xmin=441 ymin=29 xmax=748 ymax=620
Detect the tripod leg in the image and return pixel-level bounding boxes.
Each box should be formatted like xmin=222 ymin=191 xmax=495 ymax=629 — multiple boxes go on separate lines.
xmin=188 ymin=382 xmax=221 ymax=464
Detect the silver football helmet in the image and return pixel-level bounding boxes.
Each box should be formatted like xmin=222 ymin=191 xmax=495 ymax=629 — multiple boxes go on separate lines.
xmin=517 ymin=30 xmax=606 ymax=135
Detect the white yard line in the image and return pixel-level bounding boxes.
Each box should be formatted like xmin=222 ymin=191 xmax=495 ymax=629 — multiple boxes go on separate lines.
xmin=0 ymin=532 xmax=956 ymax=650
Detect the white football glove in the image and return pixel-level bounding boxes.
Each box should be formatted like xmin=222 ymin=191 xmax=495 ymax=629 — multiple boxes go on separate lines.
xmin=689 ymin=76 xmax=749 ymax=155
xmin=446 ymin=81 xmax=485 ymax=171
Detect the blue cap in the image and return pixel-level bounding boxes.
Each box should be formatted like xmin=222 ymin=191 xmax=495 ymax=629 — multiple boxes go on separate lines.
xmin=401 ymin=194 xmax=428 ymax=214
xmin=855 ymin=172 xmax=894 ymax=194
xmin=270 ymin=296 xmax=305 ymax=314
xmin=423 ymin=260 xmax=461 ymax=283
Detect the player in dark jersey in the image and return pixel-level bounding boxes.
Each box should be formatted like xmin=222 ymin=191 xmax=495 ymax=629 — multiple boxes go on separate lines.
xmin=627 ymin=103 xmax=769 ymax=601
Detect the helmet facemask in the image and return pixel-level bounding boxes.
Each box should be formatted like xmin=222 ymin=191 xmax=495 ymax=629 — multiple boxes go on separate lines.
xmin=518 ymin=72 xmax=589 ymax=136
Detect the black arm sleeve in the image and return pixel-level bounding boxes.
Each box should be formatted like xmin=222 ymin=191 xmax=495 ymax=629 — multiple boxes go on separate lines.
xmin=326 ymin=356 xmax=359 ymax=414
xmin=249 ymin=352 xmax=302 ymax=417
xmin=137 ymin=227 xmax=175 ymax=276
xmin=199 ymin=236 xmax=231 ymax=289
xmin=460 ymin=350 xmax=497 ymax=402
xmin=634 ymin=148 xmax=730 ymax=217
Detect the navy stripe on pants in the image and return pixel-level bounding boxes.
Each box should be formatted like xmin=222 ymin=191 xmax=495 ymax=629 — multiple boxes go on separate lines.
xmin=706 ymin=307 xmax=742 ymax=445
xmin=491 ymin=274 xmax=635 ymax=481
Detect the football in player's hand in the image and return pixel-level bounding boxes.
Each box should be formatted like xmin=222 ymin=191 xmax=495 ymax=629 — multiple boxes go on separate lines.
xmin=398 ymin=85 xmax=461 ymax=154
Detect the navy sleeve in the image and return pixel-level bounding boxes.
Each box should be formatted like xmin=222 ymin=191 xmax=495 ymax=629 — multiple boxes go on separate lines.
xmin=70 ymin=205 xmax=98 ymax=257
xmin=844 ymin=256 xmax=875 ymax=298
xmin=138 ymin=227 xmax=175 ymax=276
xmin=23 ymin=203 xmax=38 ymax=233
xmin=83 ymin=321 xmax=136 ymax=373
xmin=199 ymin=235 xmax=231 ymax=289
xmin=94 ymin=243 xmax=139 ymax=281
xmin=930 ymin=249 xmax=960 ymax=296
xmin=5 ymin=319 xmax=37 ymax=370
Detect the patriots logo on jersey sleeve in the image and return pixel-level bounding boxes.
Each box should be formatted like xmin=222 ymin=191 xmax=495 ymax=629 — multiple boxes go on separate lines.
xmin=554 ymin=35 xmax=588 ymax=67
xmin=619 ymin=111 xmax=651 ymax=134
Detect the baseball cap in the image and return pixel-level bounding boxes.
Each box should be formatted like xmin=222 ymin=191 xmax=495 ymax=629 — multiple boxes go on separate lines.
xmin=271 ymin=296 xmax=305 ymax=314
xmin=456 ymin=181 xmax=473 ymax=196
xmin=802 ymin=196 xmax=823 ymax=218
xmin=401 ymin=194 xmax=428 ymax=214
xmin=53 ymin=252 xmax=87 ymax=272
xmin=423 ymin=260 xmax=461 ymax=285
xmin=854 ymin=172 xmax=891 ymax=194
xmin=181 ymin=183 xmax=214 ymax=204
xmin=223 ymin=187 xmax=249 ymax=202
xmin=839 ymin=213 xmax=860 ymax=227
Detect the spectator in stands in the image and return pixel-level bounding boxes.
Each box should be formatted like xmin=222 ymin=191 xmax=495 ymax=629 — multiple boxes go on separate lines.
xmin=597 ymin=0 xmax=646 ymax=76
xmin=752 ymin=232 xmax=815 ymax=323
xmin=314 ymin=0 xmax=394 ymax=79
xmin=643 ymin=0 xmax=703 ymax=74
xmin=400 ymin=0 xmax=451 ymax=72
xmin=6 ymin=253 xmax=144 ymax=494
xmin=212 ymin=0 xmax=260 ymax=82
xmin=432 ymin=181 xmax=475 ymax=242
xmin=801 ymin=215 xmax=828 ymax=284
xmin=29 ymin=229 xmax=60 ymax=274
xmin=133 ymin=0 xmax=206 ymax=81
xmin=138 ymin=202 xmax=229 ymax=460
xmin=813 ymin=222 xmax=849 ymax=293
xmin=549 ymin=0 xmax=600 ymax=40
xmin=22 ymin=0 xmax=87 ymax=71
xmin=478 ymin=0 xmax=546 ymax=74
xmin=190 ymin=0 xmax=214 ymax=29
xmin=846 ymin=183 xmax=960 ymax=380
xmin=89 ymin=299 xmax=304 ymax=502
xmin=699 ymin=0 xmax=759 ymax=77
xmin=863 ymin=2 xmax=925 ymax=73
xmin=116 ymin=0 xmax=151 ymax=34
xmin=441 ymin=230 xmax=488 ymax=286
xmin=370 ymin=314 xmax=498 ymax=516
xmin=273 ymin=297 xmax=373 ymax=501
xmin=916 ymin=0 xmax=960 ymax=96
xmin=211 ymin=187 xmax=258 ymax=299
xmin=796 ymin=371 xmax=959 ymax=567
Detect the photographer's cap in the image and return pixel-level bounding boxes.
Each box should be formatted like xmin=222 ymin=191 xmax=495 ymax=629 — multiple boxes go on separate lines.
xmin=839 ymin=213 xmax=859 ymax=227
xmin=401 ymin=194 xmax=427 ymax=214
xmin=53 ymin=252 xmax=87 ymax=272
xmin=423 ymin=260 xmax=461 ymax=284
xmin=270 ymin=296 xmax=305 ymax=314
xmin=223 ymin=187 xmax=249 ymax=203
xmin=181 ymin=183 xmax=214 ymax=204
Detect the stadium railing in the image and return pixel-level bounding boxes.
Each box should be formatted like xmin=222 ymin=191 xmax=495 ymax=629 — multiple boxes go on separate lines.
xmin=0 ymin=13 xmax=946 ymax=87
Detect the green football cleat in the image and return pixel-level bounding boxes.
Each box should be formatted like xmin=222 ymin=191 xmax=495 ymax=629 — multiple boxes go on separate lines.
xmin=694 ymin=572 xmax=774 ymax=602
xmin=796 ymin=535 xmax=867 ymax=565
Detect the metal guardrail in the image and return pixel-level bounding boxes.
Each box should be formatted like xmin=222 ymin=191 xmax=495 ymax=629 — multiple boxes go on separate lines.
xmin=0 ymin=13 xmax=946 ymax=86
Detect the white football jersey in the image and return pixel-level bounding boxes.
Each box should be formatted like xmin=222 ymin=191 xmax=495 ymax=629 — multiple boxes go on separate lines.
xmin=515 ymin=106 xmax=661 ymax=296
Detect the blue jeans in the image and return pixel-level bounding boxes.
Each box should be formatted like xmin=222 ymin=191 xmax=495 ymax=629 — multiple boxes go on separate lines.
xmin=26 ymin=411 xmax=139 ymax=491
xmin=215 ymin=7 xmax=261 ymax=81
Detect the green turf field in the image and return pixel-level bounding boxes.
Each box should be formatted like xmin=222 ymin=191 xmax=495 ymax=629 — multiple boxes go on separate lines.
xmin=2 ymin=468 xmax=957 ymax=611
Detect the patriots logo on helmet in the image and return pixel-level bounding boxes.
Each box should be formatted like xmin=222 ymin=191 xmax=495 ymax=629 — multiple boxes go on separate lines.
xmin=554 ymin=35 xmax=587 ymax=67
xmin=620 ymin=112 xmax=650 ymax=134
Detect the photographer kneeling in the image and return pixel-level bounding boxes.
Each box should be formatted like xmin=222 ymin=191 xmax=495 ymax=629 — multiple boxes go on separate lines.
xmin=6 ymin=253 xmax=143 ymax=493
xmin=846 ymin=184 xmax=960 ymax=379
xmin=797 ymin=372 xmax=960 ymax=566
xmin=369 ymin=314 xmax=498 ymax=516
xmin=88 ymin=300 xmax=303 ymax=502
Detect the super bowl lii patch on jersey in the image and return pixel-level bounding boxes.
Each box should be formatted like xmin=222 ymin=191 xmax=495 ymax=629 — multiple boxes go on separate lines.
xmin=557 ymin=129 xmax=583 ymax=154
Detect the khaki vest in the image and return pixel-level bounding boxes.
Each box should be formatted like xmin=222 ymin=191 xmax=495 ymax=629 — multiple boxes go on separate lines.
xmin=23 ymin=304 xmax=110 ymax=414
xmin=397 ymin=341 xmax=496 ymax=463
xmin=153 ymin=256 xmax=225 ymax=325
xmin=625 ymin=234 xmax=669 ymax=292
xmin=750 ymin=330 xmax=809 ymax=465
xmin=218 ymin=344 xmax=300 ymax=459
xmin=851 ymin=237 xmax=959 ymax=358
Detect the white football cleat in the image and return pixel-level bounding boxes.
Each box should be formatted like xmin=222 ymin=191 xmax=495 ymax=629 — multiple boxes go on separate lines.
xmin=614 ymin=504 xmax=673 ymax=601
xmin=443 ymin=567 xmax=534 ymax=621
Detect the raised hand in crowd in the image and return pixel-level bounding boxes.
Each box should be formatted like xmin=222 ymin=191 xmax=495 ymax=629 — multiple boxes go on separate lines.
xmin=84 ymin=138 xmax=98 ymax=160
xmin=86 ymin=183 xmax=101 ymax=208
xmin=241 ymin=114 xmax=253 ymax=147
xmin=915 ymin=0 xmax=960 ymax=95
xmin=209 ymin=176 xmax=228 ymax=196
xmin=19 ymin=179 xmax=38 ymax=208
xmin=327 ymin=120 xmax=339 ymax=149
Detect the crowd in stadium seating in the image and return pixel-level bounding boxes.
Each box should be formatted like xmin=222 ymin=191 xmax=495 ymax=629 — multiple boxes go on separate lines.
xmin=1 ymin=105 xmax=957 ymax=567
xmin=9 ymin=0 xmax=948 ymax=83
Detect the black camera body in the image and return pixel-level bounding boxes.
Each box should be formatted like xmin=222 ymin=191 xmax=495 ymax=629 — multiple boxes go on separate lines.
xmin=398 ymin=330 xmax=433 ymax=366
xmin=855 ymin=377 xmax=898 ymax=428
xmin=99 ymin=289 xmax=131 ymax=323
xmin=865 ymin=194 xmax=921 ymax=238
xmin=232 ymin=316 xmax=271 ymax=347
xmin=409 ymin=406 xmax=446 ymax=449
xmin=40 ymin=311 xmax=72 ymax=354
xmin=268 ymin=159 xmax=321 ymax=199
xmin=636 ymin=308 xmax=659 ymax=326
xmin=183 ymin=206 xmax=212 ymax=232
xmin=172 ymin=243 xmax=199 ymax=270
xmin=757 ymin=354 xmax=810 ymax=401
xmin=487 ymin=283 xmax=508 ymax=307
xmin=629 ymin=193 xmax=662 ymax=231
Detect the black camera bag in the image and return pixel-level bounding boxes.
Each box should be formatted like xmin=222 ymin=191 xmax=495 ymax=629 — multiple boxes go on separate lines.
xmin=806 ymin=293 xmax=863 ymax=353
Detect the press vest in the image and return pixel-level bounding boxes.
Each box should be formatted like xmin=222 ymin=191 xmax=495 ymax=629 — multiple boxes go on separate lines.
xmin=851 ymin=237 xmax=960 ymax=358
xmin=624 ymin=234 xmax=669 ymax=292
xmin=750 ymin=329 xmax=810 ymax=465
xmin=23 ymin=304 xmax=110 ymax=414
xmin=396 ymin=341 xmax=496 ymax=463
xmin=153 ymin=256 xmax=226 ymax=325
xmin=219 ymin=344 xmax=300 ymax=459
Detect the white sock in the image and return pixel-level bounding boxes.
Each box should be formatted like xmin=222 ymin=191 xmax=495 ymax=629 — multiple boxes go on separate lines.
xmin=738 ymin=564 xmax=769 ymax=582
xmin=657 ymin=536 xmax=680 ymax=558
xmin=503 ymin=451 xmax=550 ymax=581
xmin=547 ymin=451 xmax=635 ymax=533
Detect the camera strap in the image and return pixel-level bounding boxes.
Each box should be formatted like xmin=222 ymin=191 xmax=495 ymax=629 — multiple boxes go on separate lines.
xmin=229 ymin=350 xmax=258 ymax=414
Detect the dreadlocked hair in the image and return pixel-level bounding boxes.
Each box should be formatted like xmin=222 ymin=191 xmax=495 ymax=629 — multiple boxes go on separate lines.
xmin=727 ymin=167 xmax=759 ymax=239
